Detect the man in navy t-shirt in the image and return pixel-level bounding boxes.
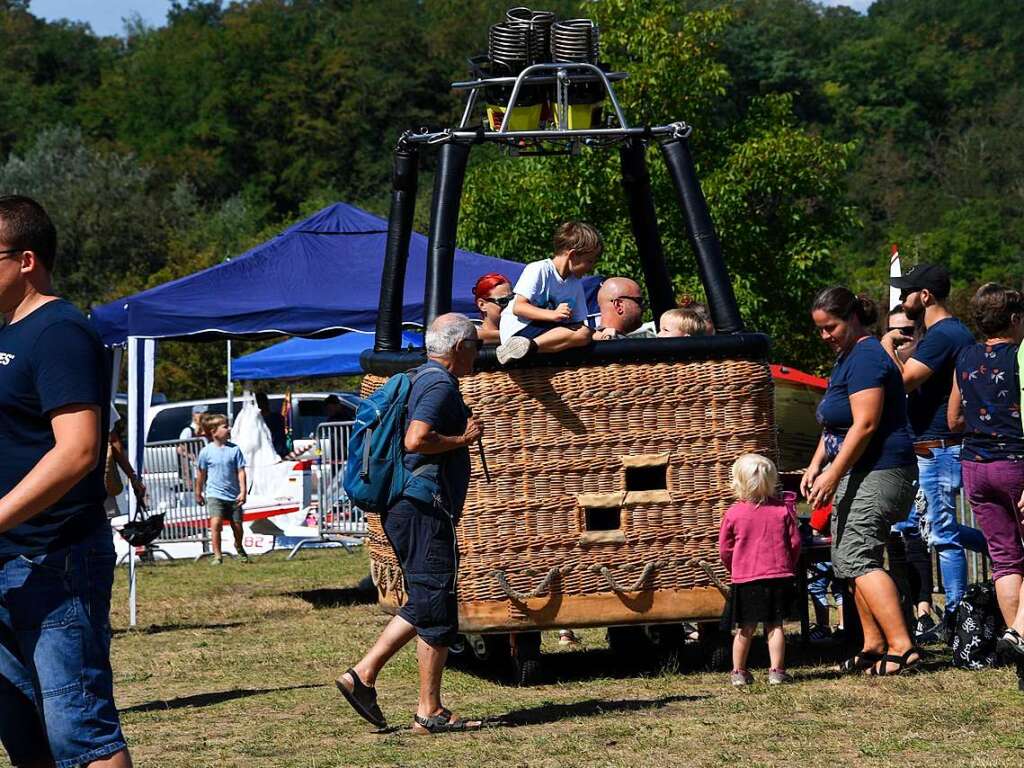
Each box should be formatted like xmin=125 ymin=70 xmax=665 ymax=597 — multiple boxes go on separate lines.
xmin=882 ymin=263 xmax=984 ymax=622
xmin=0 ymin=196 xmax=131 ymax=766
xmin=336 ymin=314 xmax=483 ymax=734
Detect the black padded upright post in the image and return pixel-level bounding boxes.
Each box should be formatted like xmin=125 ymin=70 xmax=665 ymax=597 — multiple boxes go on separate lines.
xmin=375 ymin=146 xmax=420 ymax=351
xmin=424 ymin=142 xmax=472 ymax=329
xmin=620 ymin=138 xmax=675 ymax=329
xmin=660 ymin=137 xmax=744 ymax=333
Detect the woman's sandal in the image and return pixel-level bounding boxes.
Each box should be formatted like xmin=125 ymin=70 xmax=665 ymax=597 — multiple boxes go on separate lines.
xmin=836 ymin=649 xmax=886 ymax=674
xmin=870 ymin=646 xmax=925 ymax=676
xmin=411 ymin=707 xmax=483 ymax=735
xmin=335 ymin=668 xmax=387 ymax=729
xmin=996 ymin=628 xmax=1024 ymax=659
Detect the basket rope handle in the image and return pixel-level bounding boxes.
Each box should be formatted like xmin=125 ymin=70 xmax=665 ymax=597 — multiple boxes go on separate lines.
xmin=591 ymin=561 xmax=659 ymax=593
xmin=690 ymin=558 xmax=730 ymax=597
xmin=490 ymin=567 xmax=561 ymax=601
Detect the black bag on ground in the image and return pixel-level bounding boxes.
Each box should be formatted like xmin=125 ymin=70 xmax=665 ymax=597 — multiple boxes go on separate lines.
xmin=950 ymin=581 xmax=1000 ymax=669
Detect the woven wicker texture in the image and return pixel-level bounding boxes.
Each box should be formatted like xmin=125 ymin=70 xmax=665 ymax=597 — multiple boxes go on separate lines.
xmin=362 ymin=357 xmax=776 ymax=621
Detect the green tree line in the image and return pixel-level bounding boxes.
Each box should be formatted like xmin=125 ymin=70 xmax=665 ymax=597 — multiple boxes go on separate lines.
xmin=1 ymin=0 xmax=1022 ymax=396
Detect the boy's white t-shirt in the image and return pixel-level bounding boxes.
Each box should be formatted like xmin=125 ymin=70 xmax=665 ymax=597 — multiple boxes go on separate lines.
xmin=499 ymin=259 xmax=589 ymax=343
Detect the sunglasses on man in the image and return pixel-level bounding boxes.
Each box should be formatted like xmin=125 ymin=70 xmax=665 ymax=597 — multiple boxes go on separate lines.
xmin=616 ymin=295 xmax=646 ymax=310
xmin=887 ymin=325 xmax=915 ymax=335
xmin=898 ymin=288 xmax=919 ymax=301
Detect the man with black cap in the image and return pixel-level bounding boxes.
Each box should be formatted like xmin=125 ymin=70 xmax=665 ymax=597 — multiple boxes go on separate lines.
xmin=882 ymin=263 xmax=985 ymax=630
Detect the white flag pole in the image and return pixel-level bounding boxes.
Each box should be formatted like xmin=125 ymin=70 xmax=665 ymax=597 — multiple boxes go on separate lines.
xmin=889 ymin=243 xmax=902 ymax=311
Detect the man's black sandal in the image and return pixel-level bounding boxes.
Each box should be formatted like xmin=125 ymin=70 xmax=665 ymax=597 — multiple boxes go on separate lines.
xmin=870 ymin=647 xmax=925 ymax=676
xmin=836 ymin=649 xmax=885 ymax=674
xmin=412 ymin=707 xmax=482 ymax=735
xmin=336 ymin=668 xmax=387 ymax=728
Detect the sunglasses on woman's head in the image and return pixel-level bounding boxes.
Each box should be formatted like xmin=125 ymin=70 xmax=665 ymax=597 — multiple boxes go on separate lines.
xmin=485 ymin=295 xmax=514 ymax=308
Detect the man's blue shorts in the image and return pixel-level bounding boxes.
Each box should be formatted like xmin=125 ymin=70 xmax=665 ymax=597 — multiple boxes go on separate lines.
xmin=382 ymin=498 xmax=459 ymax=648
xmin=0 ymin=524 xmax=127 ymax=767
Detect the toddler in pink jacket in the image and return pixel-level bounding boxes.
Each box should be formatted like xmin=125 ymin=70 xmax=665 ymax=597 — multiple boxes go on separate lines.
xmin=718 ymin=453 xmax=802 ymax=686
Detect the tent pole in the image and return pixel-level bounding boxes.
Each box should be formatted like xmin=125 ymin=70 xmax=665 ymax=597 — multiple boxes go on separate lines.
xmin=425 ymin=142 xmax=472 ymax=329
xmin=126 ymin=337 xmax=155 ymax=627
xmin=377 ymin=145 xmax=420 ymax=352
xmin=127 ymin=338 xmax=139 ymax=627
xmin=659 ymin=136 xmax=744 ymax=334
xmin=226 ymin=340 xmax=233 ymax=423
xmin=620 ymin=138 xmax=675 ymax=329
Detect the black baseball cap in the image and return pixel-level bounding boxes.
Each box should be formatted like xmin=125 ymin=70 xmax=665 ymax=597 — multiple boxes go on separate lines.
xmin=890 ymin=263 xmax=951 ymax=299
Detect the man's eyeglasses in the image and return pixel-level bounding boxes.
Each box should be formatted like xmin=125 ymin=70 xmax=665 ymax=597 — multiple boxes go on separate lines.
xmin=484 ymin=295 xmax=514 ymax=309
xmin=0 ymin=248 xmax=24 ymax=261
xmin=887 ymin=325 xmax=915 ymax=335
xmin=616 ymin=295 xmax=646 ymax=310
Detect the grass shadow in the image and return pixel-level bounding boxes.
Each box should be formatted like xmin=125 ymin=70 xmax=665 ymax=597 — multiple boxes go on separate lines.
xmin=452 ymin=645 xmax=701 ymax=686
xmin=285 ymin=585 xmax=377 ymax=609
xmin=121 ymin=683 xmax=325 ymax=714
xmin=113 ymin=620 xmax=247 ymax=637
xmin=485 ymin=694 xmax=707 ymax=728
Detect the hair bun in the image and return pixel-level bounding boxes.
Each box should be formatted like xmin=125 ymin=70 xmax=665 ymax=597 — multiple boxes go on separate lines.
xmin=855 ymin=294 xmax=878 ymax=325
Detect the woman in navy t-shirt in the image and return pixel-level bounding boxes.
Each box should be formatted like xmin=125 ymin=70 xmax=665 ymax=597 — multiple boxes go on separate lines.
xmin=802 ymin=287 xmax=920 ymax=675
xmin=949 ymin=283 xmax=1024 ymax=670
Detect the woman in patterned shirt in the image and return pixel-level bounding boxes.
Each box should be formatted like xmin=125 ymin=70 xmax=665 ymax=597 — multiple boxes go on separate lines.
xmin=949 ymin=282 xmax=1024 ymax=666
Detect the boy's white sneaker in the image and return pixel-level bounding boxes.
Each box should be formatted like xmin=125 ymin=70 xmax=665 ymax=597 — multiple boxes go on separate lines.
xmin=496 ymin=336 xmax=531 ymax=365
xmin=768 ymin=669 xmax=792 ymax=685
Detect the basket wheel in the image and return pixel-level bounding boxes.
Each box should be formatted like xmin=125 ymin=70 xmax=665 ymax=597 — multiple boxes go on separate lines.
xmin=513 ymin=656 xmax=543 ymax=687
xmin=645 ymin=623 xmax=685 ymax=654
xmin=698 ymin=625 xmax=732 ymax=672
xmin=510 ymin=631 xmax=543 ymax=687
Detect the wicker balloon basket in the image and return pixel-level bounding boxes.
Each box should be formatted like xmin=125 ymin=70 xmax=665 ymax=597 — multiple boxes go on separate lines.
xmin=362 ymin=355 xmax=776 ymax=633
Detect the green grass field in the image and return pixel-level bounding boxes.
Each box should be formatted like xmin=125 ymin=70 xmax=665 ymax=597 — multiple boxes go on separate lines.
xmin=110 ymin=549 xmax=1024 ymax=767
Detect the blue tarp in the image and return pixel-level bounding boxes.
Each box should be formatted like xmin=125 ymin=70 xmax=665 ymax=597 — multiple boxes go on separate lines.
xmin=90 ymin=203 xmax=599 ymax=345
xmin=231 ymin=331 xmax=423 ymax=380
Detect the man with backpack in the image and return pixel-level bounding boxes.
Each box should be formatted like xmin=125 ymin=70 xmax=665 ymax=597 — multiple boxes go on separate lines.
xmin=337 ymin=313 xmax=483 ymax=734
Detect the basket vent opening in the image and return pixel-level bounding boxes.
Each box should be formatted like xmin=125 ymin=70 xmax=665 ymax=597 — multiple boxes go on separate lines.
xmin=625 ymin=464 xmax=667 ymax=492
xmin=584 ymin=506 xmax=621 ymax=531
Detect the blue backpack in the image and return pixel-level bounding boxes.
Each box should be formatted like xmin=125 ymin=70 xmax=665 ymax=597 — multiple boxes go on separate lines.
xmin=342 ymin=366 xmax=445 ymax=513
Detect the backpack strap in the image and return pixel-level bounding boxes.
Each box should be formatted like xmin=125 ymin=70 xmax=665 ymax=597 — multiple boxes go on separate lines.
xmin=409 ymin=363 xmax=451 ymax=386
xmin=404 ymin=364 xmax=456 ymax=502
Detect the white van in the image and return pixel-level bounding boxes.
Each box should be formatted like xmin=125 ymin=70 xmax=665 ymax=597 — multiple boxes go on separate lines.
xmin=143 ymin=392 xmax=360 ymax=444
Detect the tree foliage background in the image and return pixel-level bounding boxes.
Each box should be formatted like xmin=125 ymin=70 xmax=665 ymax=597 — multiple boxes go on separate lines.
xmin=1 ymin=0 xmax=1022 ymax=395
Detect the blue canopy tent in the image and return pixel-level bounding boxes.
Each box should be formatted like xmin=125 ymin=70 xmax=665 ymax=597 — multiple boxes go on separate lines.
xmin=232 ymin=331 xmax=423 ymax=380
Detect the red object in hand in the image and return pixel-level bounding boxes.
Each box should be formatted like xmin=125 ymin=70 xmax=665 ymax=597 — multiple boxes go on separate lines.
xmin=810 ymin=501 xmax=833 ymax=533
